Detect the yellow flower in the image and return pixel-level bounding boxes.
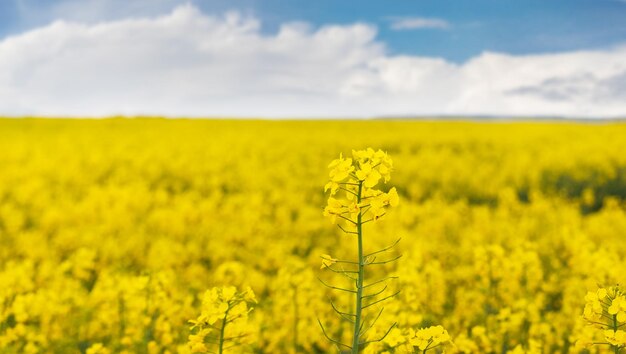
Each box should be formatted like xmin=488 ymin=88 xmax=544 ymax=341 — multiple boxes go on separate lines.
xmin=355 ymin=162 xmax=382 ymax=188
xmin=86 ymin=343 xmax=111 ymax=354
xmin=383 ymin=327 xmax=405 ymax=347
xmin=188 ymin=332 xmax=208 ymax=353
xmin=320 ymin=254 xmax=337 ymax=269
xmin=605 ymin=329 xmax=626 ymax=346
xmin=609 ymin=298 xmax=626 ymax=315
xmin=323 ymin=197 xmax=346 ymax=224
xmin=324 ymin=181 xmax=339 ymax=195
xmin=328 ymin=154 xmax=354 ymax=182
xmin=574 ymin=336 xmax=593 ymax=350
xmin=221 ymin=286 xmax=237 ymax=302
xmin=368 ymin=197 xmax=386 ymax=220
xmin=243 ymin=286 xmax=257 ymax=303
xmin=387 ymin=187 xmax=399 ymax=207
xmin=408 ymin=325 xmax=451 ymax=350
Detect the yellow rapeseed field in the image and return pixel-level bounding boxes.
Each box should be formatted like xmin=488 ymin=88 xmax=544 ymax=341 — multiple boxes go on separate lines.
xmin=1 ymin=118 xmax=626 ymax=353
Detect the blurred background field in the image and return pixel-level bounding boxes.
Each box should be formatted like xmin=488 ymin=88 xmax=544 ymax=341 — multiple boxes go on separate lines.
xmin=1 ymin=118 xmax=626 ymax=353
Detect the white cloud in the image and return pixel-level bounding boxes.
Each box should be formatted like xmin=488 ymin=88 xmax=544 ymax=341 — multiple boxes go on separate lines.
xmin=0 ymin=4 xmax=625 ymax=118
xmin=388 ymin=17 xmax=450 ymax=30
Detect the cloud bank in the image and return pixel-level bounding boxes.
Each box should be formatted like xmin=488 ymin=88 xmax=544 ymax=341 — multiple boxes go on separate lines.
xmin=1 ymin=4 xmax=625 ymax=118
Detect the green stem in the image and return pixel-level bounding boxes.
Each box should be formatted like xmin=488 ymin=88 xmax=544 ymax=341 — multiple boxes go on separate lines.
xmin=293 ymin=285 xmax=299 ymax=354
xmin=614 ymin=314 xmax=620 ymax=354
xmin=219 ymin=306 xmax=231 ymax=354
xmin=351 ymin=181 xmax=364 ymax=354
xmin=118 ymin=294 xmax=125 ymax=344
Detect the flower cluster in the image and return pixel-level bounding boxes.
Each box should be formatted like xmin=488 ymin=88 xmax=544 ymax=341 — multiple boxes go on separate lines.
xmin=188 ymin=286 xmax=257 ymax=353
xmin=407 ymin=326 xmax=451 ymax=352
xmin=323 ymin=148 xmax=398 ymax=225
xmin=375 ymin=325 xmax=452 ymax=353
xmin=577 ymin=286 xmax=626 ymax=350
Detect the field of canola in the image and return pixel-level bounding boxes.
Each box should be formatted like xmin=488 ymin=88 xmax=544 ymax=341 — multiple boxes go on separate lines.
xmin=1 ymin=118 xmax=626 ymax=354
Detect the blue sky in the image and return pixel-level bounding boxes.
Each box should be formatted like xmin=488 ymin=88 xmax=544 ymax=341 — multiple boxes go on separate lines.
xmin=0 ymin=0 xmax=625 ymax=117
xmin=2 ymin=0 xmax=626 ymax=62
xmin=253 ymin=0 xmax=626 ymax=62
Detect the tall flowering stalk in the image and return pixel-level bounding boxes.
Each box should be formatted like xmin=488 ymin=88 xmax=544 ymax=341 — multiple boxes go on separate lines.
xmin=187 ymin=286 xmax=256 ymax=354
xmin=319 ymin=148 xmax=400 ymax=353
xmin=576 ymin=286 xmax=626 ymax=353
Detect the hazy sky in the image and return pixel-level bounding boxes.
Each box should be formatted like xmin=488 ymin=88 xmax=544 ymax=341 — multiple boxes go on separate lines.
xmin=1 ymin=0 xmax=625 ymax=118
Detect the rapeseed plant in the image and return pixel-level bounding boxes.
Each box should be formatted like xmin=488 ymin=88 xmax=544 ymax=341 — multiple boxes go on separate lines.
xmin=577 ymin=286 xmax=626 ymax=353
xmin=187 ymin=286 xmax=256 ymax=353
xmin=319 ymin=148 xmax=401 ymax=353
